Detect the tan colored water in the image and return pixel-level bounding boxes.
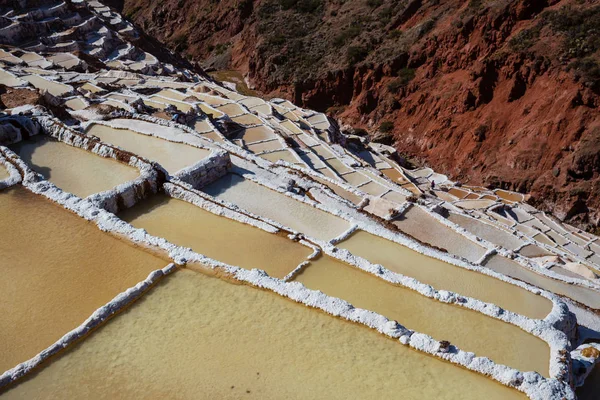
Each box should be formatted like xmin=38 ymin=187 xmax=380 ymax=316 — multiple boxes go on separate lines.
xmin=449 ymin=188 xmax=469 ymax=199
xmin=381 ymin=190 xmax=407 ymax=204
xmin=280 ymin=119 xmax=303 ymax=134
xmin=325 ymin=158 xmax=352 ymax=174
xmin=231 ymin=113 xmax=262 ymax=125
xmin=358 ymin=180 xmax=388 ymax=196
xmin=448 ymin=213 xmax=525 ymax=250
xmin=242 ymin=126 xmax=276 ymax=142
xmin=0 ymin=69 xmax=26 ymax=87
xmin=496 ymin=190 xmax=524 ymax=203
xmin=0 ymin=164 xmax=8 ymax=180
xmin=119 ymin=194 xmax=312 ymax=278
xmin=381 ymin=167 xmax=406 ymax=183
xmin=484 ymin=255 xmax=600 ymax=309
xmin=202 ymin=173 xmax=349 ymax=241
xmin=10 ymin=136 xmax=139 ymax=198
xmin=81 ymin=82 xmax=102 ymax=93
xmin=259 ymin=150 xmax=299 ymax=164
xmin=339 ymin=231 xmax=552 ymax=320
xmin=2 ymin=268 xmax=525 ymax=399
xmin=454 ymin=199 xmax=496 ymax=209
xmin=394 ymin=206 xmax=487 ymax=262
xmin=312 ymin=175 xmax=363 ymax=205
xmin=149 ymin=95 xmax=193 ymax=112
xmin=0 ymin=187 xmax=168 ymax=373
xmin=21 ymin=74 xmax=71 ymax=96
xmin=294 ymin=256 xmax=550 ymax=375
xmin=217 ymin=103 xmax=245 ymax=116
xmin=86 ymin=124 xmax=209 ymax=173
xmin=342 ymin=171 xmax=370 ymax=186
xmin=247 ymin=140 xmax=283 ymax=153
xmin=64 ymin=98 xmax=86 ymax=110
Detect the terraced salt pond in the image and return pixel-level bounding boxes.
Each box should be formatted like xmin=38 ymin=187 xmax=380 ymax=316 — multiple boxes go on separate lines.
xmin=447 ymin=213 xmax=525 ymax=250
xmin=21 ymin=74 xmax=71 ymax=97
xmin=338 ymin=231 xmax=552 ymax=319
xmin=394 ymin=206 xmax=487 ymax=262
xmin=202 ymin=173 xmax=349 ymax=241
xmin=484 ymin=255 xmax=600 ymax=309
xmin=1 ymin=269 xmax=524 ymax=400
xmin=293 ymin=256 xmax=550 ymax=375
xmin=0 ymin=187 xmax=168 ymax=373
xmin=86 ymin=124 xmax=210 ymax=173
xmin=10 ymin=136 xmax=139 ymax=198
xmin=119 ymin=194 xmax=312 ymax=278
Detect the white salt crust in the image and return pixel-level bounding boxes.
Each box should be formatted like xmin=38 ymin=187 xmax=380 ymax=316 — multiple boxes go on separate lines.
xmin=1 ymin=149 xmax=575 ymax=399
xmin=0 ymin=152 xmax=22 ymax=189
xmin=97 ymin=115 xmax=578 ymax=349
xmin=419 ymin=203 xmax=600 ymax=292
xmin=34 ymin=116 xmax=161 ymax=214
xmin=0 ymin=64 xmax=589 ymax=398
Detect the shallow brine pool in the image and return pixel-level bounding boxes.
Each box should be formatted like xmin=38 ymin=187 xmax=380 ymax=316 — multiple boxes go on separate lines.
xmin=1 ymin=269 xmax=525 ymax=400
xmin=10 ymin=135 xmax=139 ymax=198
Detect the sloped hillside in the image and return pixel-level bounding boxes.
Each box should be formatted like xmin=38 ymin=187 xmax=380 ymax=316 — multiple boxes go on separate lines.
xmin=118 ymin=0 xmax=599 ymax=231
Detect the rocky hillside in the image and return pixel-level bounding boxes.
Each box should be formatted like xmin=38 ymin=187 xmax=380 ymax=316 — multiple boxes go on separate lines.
xmin=117 ymin=0 xmax=600 ymax=231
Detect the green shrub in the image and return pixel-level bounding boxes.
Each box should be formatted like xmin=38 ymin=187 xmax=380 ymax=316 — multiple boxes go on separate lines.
xmin=172 ymin=33 xmax=189 ymax=51
xmin=570 ymin=57 xmax=600 ymax=90
xmin=379 ymin=121 xmax=394 ymax=133
xmin=214 ymin=42 xmax=231 ymax=55
xmin=346 ymin=46 xmax=369 ymax=65
xmin=366 ymin=0 xmax=383 ymax=8
xmin=509 ymin=27 xmax=541 ymax=52
xmin=333 ymin=24 xmax=362 ymax=47
xmin=279 ymin=0 xmax=323 ymax=13
xmin=388 ymin=68 xmax=415 ymax=92
xmin=545 ymin=6 xmax=600 ymax=58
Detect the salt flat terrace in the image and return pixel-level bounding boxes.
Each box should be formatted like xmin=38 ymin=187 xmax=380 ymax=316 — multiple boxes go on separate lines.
xmin=1 ymin=269 xmax=525 ymax=400
xmin=0 ymin=2 xmax=599 ymax=397
xmin=0 ymin=186 xmax=168 ymax=372
xmin=10 ymin=135 xmax=139 ymax=198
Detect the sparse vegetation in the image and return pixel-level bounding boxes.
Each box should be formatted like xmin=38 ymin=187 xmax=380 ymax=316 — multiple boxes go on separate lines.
xmin=333 ymin=24 xmax=362 ymax=48
xmin=379 ymin=121 xmax=394 ymax=133
xmin=545 ymin=5 xmax=600 ymax=58
xmin=569 ymin=57 xmax=600 ymax=90
xmin=172 ymin=33 xmax=189 ymax=51
xmin=366 ymin=0 xmax=383 ymax=8
xmin=387 ymin=68 xmax=415 ymax=92
xmin=509 ymin=27 xmax=541 ymax=52
xmin=346 ymin=45 xmax=369 ymax=65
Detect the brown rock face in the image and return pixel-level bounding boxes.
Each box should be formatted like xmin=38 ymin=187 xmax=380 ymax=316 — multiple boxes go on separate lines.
xmin=120 ymin=0 xmax=600 ymax=231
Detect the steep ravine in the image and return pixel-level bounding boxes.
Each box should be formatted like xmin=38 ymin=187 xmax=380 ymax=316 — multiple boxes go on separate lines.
xmin=118 ymin=0 xmax=600 ymax=231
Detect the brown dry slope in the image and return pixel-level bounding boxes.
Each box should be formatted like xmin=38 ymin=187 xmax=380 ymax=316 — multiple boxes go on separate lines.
xmin=119 ymin=0 xmax=600 ymax=231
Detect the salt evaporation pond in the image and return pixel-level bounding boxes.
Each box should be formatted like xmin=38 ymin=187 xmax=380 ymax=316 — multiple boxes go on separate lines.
xmin=86 ymin=124 xmax=210 ymax=173
xmin=393 ymin=206 xmax=487 ymax=262
xmin=202 ymin=173 xmax=349 ymax=241
xmin=339 ymin=231 xmax=552 ymax=320
xmin=447 ymin=213 xmax=525 ymax=250
xmin=2 ymin=269 xmax=525 ymax=400
xmin=0 ymin=164 xmax=8 ymax=180
xmin=293 ymin=256 xmax=550 ymax=375
xmin=0 ymin=187 xmax=168 ymax=372
xmin=119 ymin=194 xmax=313 ymax=278
xmin=484 ymin=255 xmax=600 ymax=309
xmin=10 ymin=136 xmax=139 ymax=198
